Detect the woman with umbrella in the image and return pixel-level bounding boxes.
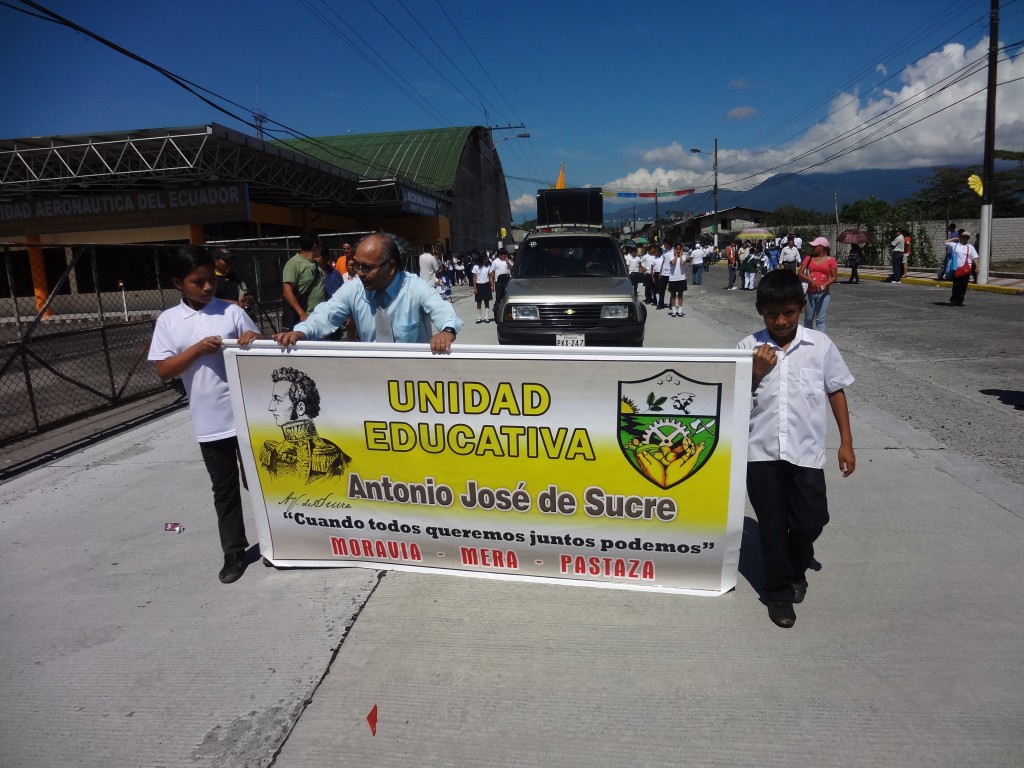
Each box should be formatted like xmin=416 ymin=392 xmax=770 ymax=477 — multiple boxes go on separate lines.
xmin=838 ymin=229 xmax=867 ymax=284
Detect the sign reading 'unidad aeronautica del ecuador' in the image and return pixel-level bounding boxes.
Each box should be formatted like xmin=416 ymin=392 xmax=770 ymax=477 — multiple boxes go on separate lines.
xmin=225 ymin=342 xmax=751 ymax=595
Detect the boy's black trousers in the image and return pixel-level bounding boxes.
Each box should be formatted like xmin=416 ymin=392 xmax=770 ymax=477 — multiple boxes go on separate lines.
xmin=746 ymin=461 xmax=829 ymax=598
xmin=199 ymin=436 xmax=250 ymax=556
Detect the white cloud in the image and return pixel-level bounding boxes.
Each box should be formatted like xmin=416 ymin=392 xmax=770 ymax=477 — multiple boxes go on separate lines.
xmin=876 ymin=62 xmax=888 ymax=77
xmin=727 ymin=106 xmax=758 ymax=120
xmin=509 ymin=193 xmax=536 ymax=215
xmin=730 ymin=77 xmax=750 ymax=89
xmin=605 ymin=37 xmax=1024 ymax=192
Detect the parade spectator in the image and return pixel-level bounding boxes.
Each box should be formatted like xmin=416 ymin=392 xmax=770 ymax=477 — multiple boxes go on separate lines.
xmin=324 ymin=249 xmax=345 ymax=299
xmin=845 ymin=243 xmax=862 ymax=284
xmin=766 ymin=240 xmax=781 ymax=271
xmin=472 ymin=251 xmax=494 ymax=324
xmin=641 ymin=245 xmax=657 ymax=304
xmin=626 ymin=246 xmax=642 ymax=297
xmin=740 ymin=243 xmax=760 ymax=290
xmin=667 ymin=243 xmax=688 ymax=317
xmin=148 ymin=246 xmax=260 ymax=584
xmin=212 ymin=247 xmax=252 ymax=310
xmin=690 ymin=243 xmax=705 ymax=285
xmin=797 ymin=236 xmax=838 ymax=333
xmin=281 ymin=231 xmax=326 ymax=330
xmin=779 ymin=236 xmax=801 ymax=272
xmin=889 ymin=229 xmax=905 ymax=284
xmin=653 ymin=245 xmax=669 ymax=310
xmin=947 ymin=231 xmax=978 ymax=307
xmin=491 ymin=248 xmax=513 ymax=306
xmin=272 ymin=233 xmax=461 ymax=352
xmin=419 ymin=246 xmax=439 ymax=285
xmin=334 ymin=242 xmax=353 ymax=276
xmin=738 ymin=269 xmax=855 ymax=628
xmin=725 ymin=242 xmax=738 ymax=290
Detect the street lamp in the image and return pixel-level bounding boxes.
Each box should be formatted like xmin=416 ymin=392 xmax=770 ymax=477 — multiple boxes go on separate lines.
xmin=690 ymin=139 xmax=719 ymax=248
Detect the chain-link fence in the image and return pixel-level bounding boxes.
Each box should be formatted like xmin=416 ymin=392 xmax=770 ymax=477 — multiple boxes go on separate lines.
xmin=0 ymin=242 xmax=295 ymax=445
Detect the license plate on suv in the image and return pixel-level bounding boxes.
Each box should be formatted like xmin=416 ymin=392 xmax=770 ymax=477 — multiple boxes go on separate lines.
xmin=556 ymin=334 xmax=585 ymax=347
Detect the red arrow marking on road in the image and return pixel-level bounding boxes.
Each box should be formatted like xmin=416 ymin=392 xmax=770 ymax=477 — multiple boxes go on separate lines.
xmin=367 ymin=704 xmax=378 ymax=735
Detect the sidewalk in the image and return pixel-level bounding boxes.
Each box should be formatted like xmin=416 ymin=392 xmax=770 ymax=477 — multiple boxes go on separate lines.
xmin=840 ymin=266 xmax=1024 ymax=294
xmin=1 ymin=300 xmax=1021 ymax=768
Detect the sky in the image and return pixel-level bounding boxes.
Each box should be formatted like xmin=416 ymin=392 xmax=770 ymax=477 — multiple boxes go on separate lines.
xmin=2 ymin=0 xmax=1023 ymax=222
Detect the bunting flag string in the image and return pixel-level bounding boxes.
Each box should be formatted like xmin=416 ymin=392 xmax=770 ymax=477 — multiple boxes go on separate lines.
xmin=602 ymin=189 xmax=695 ymax=199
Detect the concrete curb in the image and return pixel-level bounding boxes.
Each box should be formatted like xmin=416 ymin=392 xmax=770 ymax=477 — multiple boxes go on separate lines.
xmin=837 ymin=269 xmax=1024 ymax=295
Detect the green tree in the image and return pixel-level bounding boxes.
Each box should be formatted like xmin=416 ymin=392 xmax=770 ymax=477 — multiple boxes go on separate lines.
xmin=765 ymin=204 xmax=828 ymax=229
xmin=900 ymin=161 xmax=1024 ymax=219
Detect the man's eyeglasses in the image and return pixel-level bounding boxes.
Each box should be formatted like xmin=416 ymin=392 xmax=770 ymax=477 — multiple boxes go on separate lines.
xmin=350 ymin=259 xmax=390 ymax=275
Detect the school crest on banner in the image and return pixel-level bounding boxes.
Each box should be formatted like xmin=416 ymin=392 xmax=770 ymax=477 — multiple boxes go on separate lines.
xmin=618 ymin=370 xmax=721 ymax=489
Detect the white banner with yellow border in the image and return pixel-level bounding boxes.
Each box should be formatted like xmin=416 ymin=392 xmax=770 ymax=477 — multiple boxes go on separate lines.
xmin=225 ymin=342 xmax=751 ymax=596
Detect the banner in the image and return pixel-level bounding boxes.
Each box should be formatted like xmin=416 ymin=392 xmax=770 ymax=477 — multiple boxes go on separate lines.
xmin=225 ymin=343 xmax=752 ymax=595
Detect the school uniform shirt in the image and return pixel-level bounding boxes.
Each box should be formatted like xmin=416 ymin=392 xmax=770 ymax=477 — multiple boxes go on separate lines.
xmin=737 ymin=324 xmax=854 ymax=469
xmin=148 ymin=298 xmax=258 ymax=442
xmin=660 ymin=254 xmax=674 ymax=278
xmin=472 ymin=264 xmax=491 ymax=285
xmin=490 ymin=258 xmax=511 ymax=281
xmin=779 ymin=245 xmax=800 ymax=264
xmin=626 ymin=254 xmax=641 ymax=274
xmin=640 ymin=253 xmax=655 ymax=274
xmin=668 ymin=253 xmax=687 ymax=280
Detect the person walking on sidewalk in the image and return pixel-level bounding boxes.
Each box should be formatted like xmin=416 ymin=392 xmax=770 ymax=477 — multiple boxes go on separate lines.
xmin=148 ymin=246 xmax=261 ymax=584
xmin=738 ymin=270 xmax=856 ymax=628
xmin=726 ymin=242 xmax=738 ymax=289
xmin=889 ymin=229 xmax=905 ymax=284
xmin=740 ymin=244 xmax=760 ymax=290
xmin=845 ymin=243 xmax=862 ymax=283
xmin=947 ymin=231 xmax=978 ymax=307
xmin=797 ymin=236 xmax=838 ymax=333
xmin=690 ymin=243 xmax=705 ymax=285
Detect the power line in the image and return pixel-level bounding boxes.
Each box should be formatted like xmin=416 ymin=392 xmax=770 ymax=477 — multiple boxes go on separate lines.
xmin=8 ymin=0 xmax=443 ymax=184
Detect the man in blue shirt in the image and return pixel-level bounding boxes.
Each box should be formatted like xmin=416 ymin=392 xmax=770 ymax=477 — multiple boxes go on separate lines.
xmin=272 ymin=233 xmax=463 ymax=354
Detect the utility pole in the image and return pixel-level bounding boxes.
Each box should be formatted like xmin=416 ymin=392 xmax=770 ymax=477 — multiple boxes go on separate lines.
xmin=712 ymin=138 xmax=719 ymax=248
xmin=978 ymin=0 xmax=999 ymax=284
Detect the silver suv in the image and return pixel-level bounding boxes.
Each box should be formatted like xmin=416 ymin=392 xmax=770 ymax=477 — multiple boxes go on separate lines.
xmin=495 ymin=231 xmax=646 ymax=347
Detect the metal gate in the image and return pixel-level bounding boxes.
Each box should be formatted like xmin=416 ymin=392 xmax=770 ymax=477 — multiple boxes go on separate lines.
xmin=0 ymin=243 xmax=291 ymax=445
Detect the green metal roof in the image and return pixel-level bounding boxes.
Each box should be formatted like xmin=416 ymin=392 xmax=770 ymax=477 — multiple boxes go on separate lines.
xmin=277 ymin=127 xmax=478 ymax=192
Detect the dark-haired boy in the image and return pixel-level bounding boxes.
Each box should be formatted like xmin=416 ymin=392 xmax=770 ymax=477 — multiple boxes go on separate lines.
xmin=737 ymin=270 xmax=856 ymax=628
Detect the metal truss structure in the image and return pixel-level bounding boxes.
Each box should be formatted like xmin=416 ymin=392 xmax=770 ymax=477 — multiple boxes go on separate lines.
xmin=0 ymin=123 xmax=444 ymax=216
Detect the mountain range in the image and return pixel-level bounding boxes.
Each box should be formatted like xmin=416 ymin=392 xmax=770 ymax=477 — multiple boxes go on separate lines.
xmin=603 ymin=167 xmax=940 ymax=223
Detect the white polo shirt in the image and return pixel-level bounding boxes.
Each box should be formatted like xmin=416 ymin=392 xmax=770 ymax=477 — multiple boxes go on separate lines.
xmin=737 ymin=325 xmax=854 ymax=468
xmin=148 ymin=298 xmax=259 ymax=442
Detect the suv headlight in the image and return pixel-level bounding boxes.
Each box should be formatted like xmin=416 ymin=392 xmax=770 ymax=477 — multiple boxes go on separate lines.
xmin=601 ymin=304 xmax=632 ymax=320
xmin=510 ymin=305 xmax=540 ymax=320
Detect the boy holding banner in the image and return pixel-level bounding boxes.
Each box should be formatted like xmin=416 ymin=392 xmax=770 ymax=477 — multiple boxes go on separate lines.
xmin=737 ymin=270 xmax=856 ymax=628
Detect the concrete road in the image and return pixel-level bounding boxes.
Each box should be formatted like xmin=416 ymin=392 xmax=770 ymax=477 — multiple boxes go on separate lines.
xmin=1 ymin=279 xmax=1022 ymax=768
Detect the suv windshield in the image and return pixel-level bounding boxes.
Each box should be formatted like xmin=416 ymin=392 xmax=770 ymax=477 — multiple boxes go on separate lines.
xmin=513 ymin=235 xmax=627 ymax=278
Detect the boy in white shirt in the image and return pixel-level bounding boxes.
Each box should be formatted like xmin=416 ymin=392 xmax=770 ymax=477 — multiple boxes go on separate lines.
xmin=737 ymin=270 xmax=856 ymax=628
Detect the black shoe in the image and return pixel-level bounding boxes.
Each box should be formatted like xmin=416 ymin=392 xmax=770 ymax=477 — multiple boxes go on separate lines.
xmin=219 ymin=551 xmax=247 ymax=584
xmin=767 ymin=601 xmax=796 ymax=628
xmin=792 ymin=579 xmax=808 ymax=604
